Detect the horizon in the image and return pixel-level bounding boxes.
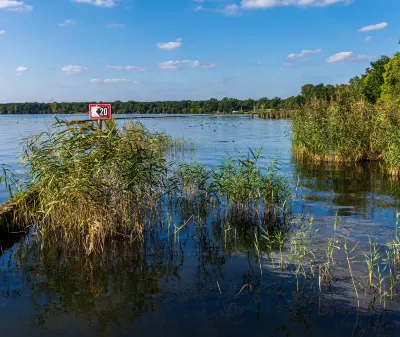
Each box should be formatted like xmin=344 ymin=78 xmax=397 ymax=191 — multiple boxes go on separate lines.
xmin=0 ymin=0 xmax=398 ymax=103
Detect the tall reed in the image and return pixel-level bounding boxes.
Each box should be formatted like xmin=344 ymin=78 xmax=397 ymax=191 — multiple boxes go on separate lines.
xmin=292 ymin=89 xmax=400 ymax=174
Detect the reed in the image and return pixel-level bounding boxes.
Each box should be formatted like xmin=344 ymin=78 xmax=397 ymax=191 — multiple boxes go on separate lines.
xmin=292 ymin=90 xmax=400 ymax=174
xmin=2 ymin=119 xmax=173 ymax=252
xmin=1 ymin=119 xmax=292 ymax=253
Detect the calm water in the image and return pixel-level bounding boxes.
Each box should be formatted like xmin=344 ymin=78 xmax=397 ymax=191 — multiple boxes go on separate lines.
xmin=1 ymin=114 xmax=400 ymax=336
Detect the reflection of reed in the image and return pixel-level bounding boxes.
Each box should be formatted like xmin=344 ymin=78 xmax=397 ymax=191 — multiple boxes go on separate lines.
xmin=293 ymin=155 xmax=400 ymax=215
xmin=2 ymin=211 xmax=400 ymax=336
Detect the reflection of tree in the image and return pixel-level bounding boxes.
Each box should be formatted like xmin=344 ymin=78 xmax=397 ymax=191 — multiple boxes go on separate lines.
xmin=293 ymin=157 xmax=400 ymax=217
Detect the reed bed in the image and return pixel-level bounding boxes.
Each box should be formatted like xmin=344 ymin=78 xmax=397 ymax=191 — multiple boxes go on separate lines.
xmin=292 ymin=92 xmax=400 ymax=174
xmin=0 ymin=119 xmax=291 ymax=253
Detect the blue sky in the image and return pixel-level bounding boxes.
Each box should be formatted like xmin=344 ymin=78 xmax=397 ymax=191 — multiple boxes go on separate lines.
xmin=0 ymin=0 xmax=398 ymax=102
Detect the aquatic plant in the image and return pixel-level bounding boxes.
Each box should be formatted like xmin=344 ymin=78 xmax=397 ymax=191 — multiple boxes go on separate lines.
xmin=292 ymin=84 xmax=400 ymax=175
xmin=1 ymin=119 xmax=292 ymax=253
xmin=3 ymin=119 xmax=172 ymax=251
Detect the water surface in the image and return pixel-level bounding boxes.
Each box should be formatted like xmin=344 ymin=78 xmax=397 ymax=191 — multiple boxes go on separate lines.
xmin=1 ymin=114 xmax=400 ymax=336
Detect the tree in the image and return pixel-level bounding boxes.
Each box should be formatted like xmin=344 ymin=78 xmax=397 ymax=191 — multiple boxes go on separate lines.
xmin=379 ymin=52 xmax=400 ymax=108
xmin=301 ymin=84 xmax=315 ymax=101
xmin=362 ymin=55 xmax=391 ymax=104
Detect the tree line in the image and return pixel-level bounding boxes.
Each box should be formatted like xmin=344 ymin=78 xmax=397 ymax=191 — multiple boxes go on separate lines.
xmin=0 ymin=54 xmax=395 ymax=115
xmin=0 ymin=97 xmax=303 ymax=115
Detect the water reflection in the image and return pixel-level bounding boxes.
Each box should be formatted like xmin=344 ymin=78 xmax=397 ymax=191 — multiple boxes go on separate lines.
xmin=1 ymin=219 xmax=400 ymax=337
xmin=294 ymin=158 xmax=400 ymax=222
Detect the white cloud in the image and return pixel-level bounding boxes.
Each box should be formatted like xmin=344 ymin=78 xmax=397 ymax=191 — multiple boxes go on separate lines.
xmin=72 ymin=0 xmax=117 ymax=8
xmin=287 ymin=48 xmax=322 ymax=59
xmin=107 ymin=23 xmax=125 ymax=28
xmin=58 ymin=19 xmax=76 ymax=27
xmin=106 ymin=65 xmax=147 ymax=71
xmin=364 ymin=36 xmax=373 ymax=42
xmin=357 ymin=22 xmax=388 ymax=33
xmin=159 ymin=60 xmax=216 ymax=70
xmin=0 ymin=0 xmax=32 ymax=12
xmin=0 ymin=30 xmax=5 ymax=35
xmin=61 ymin=65 xmax=88 ymax=73
xmin=90 ymin=78 xmax=141 ymax=84
xmin=221 ymin=4 xmax=240 ymax=16
xmin=156 ymin=38 xmax=183 ymax=51
xmin=241 ymin=0 xmax=349 ymax=9
xmin=195 ymin=4 xmax=241 ymax=16
xmin=326 ymin=52 xmax=373 ymax=63
xmin=16 ymin=66 xmax=28 ymax=72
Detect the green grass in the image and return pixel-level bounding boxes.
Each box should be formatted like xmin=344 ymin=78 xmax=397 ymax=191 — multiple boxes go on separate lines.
xmin=292 ymin=89 xmax=400 ymax=174
xmin=1 ymin=118 xmax=291 ymax=253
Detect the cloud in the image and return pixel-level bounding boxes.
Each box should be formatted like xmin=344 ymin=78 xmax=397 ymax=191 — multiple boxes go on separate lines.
xmin=221 ymin=4 xmax=240 ymax=16
xmin=364 ymin=36 xmax=373 ymax=42
xmin=72 ymin=0 xmax=117 ymax=8
xmin=156 ymin=38 xmax=183 ymax=51
xmin=287 ymin=48 xmax=322 ymax=59
xmin=326 ymin=52 xmax=373 ymax=63
xmin=159 ymin=60 xmax=216 ymax=70
xmin=241 ymin=0 xmax=349 ymax=9
xmin=90 ymin=78 xmax=141 ymax=84
xmin=195 ymin=4 xmax=240 ymax=16
xmin=0 ymin=0 xmax=32 ymax=12
xmin=61 ymin=65 xmax=88 ymax=73
xmin=58 ymin=19 xmax=76 ymax=27
xmin=107 ymin=23 xmax=125 ymax=28
xmin=0 ymin=30 xmax=5 ymax=35
xmin=357 ymin=22 xmax=388 ymax=33
xmin=106 ymin=65 xmax=147 ymax=71
xmin=16 ymin=66 xmax=29 ymax=72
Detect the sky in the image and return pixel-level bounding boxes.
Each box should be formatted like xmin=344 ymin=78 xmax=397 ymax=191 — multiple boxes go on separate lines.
xmin=0 ymin=0 xmax=399 ymax=103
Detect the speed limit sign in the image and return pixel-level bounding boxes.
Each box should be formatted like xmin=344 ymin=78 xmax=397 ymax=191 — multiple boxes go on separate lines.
xmin=89 ymin=104 xmax=112 ymax=120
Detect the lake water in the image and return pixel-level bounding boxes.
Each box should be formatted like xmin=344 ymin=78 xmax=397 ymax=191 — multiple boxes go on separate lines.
xmin=1 ymin=114 xmax=400 ymax=336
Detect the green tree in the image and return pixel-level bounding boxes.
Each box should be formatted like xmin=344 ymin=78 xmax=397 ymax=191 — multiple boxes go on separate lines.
xmin=362 ymin=55 xmax=391 ymax=104
xmin=379 ymin=52 xmax=400 ymax=107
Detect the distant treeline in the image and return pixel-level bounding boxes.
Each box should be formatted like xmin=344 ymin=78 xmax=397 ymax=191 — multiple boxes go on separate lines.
xmin=0 ymin=97 xmax=301 ymax=115
xmin=0 ymin=55 xmax=391 ymax=115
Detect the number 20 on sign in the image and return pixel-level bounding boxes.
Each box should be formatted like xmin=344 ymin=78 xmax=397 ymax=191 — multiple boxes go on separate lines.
xmin=89 ymin=104 xmax=112 ymax=120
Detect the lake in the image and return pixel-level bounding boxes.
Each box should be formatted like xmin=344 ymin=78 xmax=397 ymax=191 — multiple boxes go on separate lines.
xmin=1 ymin=114 xmax=400 ymax=336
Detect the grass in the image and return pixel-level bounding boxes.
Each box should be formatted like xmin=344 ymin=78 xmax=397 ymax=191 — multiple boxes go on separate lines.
xmin=252 ymin=109 xmax=292 ymax=120
xmin=292 ymin=90 xmax=400 ymax=175
xmin=2 ymin=119 xmax=172 ymax=251
xmin=0 ymin=118 xmax=291 ymax=253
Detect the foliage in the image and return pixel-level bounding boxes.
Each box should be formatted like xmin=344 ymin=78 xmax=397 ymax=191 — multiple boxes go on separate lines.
xmin=293 ymin=51 xmax=400 ymax=174
xmin=379 ymin=52 xmax=400 ymax=108
xmin=10 ymin=119 xmax=171 ymax=251
xmin=292 ymin=90 xmax=383 ymax=162
xmin=362 ymin=55 xmax=391 ymax=104
xmin=0 ymin=96 xmax=302 ymax=115
xmin=1 ymin=119 xmax=292 ymax=252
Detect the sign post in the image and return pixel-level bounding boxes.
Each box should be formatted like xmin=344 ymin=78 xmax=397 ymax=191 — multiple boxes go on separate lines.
xmin=89 ymin=103 xmax=112 ymax=130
